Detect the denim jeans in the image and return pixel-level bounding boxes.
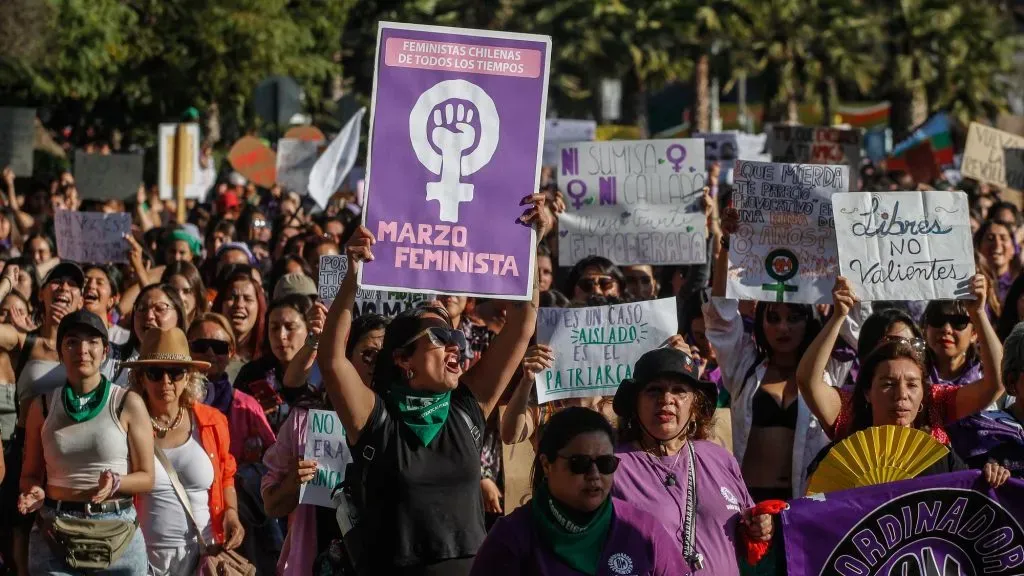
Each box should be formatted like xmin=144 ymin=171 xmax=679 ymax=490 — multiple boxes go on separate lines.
xmin=29 ymin=505 xmax=149 ymax=575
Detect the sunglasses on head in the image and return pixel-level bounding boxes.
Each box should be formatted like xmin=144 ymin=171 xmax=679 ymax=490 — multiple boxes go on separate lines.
xmin=143 ymin=366 xmax=188 ymax=382
xmin=557 ymin=454 xmax=620 ymax=475
xmin=926 ymin=314 xmax=970 ymax=331
xmin=402 ymin=325 xmax=468 ymax=352
xmin=873 ymin=335 xmax=927 ymax=359
xmin=577 ymin=276 xmax=616 ymax=293
xmin=191 ymin=339 xmax=230 ymax=356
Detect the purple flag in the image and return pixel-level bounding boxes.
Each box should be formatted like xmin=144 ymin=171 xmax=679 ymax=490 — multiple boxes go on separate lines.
xmin=359 ymin=22 xmax=551 ymax=300
xmin=783 ymin=471 xmax=1024 ymax=575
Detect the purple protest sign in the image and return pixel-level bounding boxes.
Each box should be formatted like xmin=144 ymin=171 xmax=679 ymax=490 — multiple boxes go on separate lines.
xmin=359 ymin=22 xmax=551 ymax=300
xmin=783 ymin=471 xmax=1024 ymax=575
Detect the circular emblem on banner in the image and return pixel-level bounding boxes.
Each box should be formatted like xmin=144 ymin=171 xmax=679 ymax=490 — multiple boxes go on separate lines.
xmin=765 ymin=248 xmax=799 ymax=282
xmin=607 ymin=553 xmax=634 ymax=575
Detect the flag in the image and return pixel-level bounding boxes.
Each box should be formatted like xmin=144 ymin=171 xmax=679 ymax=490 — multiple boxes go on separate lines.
xmin=308 ymin=107 xmax=366 ymax=209
xmin=887 ymin=113 xmax=954 ymax=182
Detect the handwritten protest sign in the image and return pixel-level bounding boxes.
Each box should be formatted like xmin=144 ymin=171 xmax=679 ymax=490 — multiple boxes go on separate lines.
xmin=543 ymin=119 xmax=596 ymax=166
xmin=0 ymin=107 xmax=35 ymax=177
xmin=158 ymin=123 xmax=204 ymax=200
xmin=360 ymin=22 xmax=550 ymax=300
xmin=277 ymin=138 xmax=321 ymax=194
xmin=557 ymin=139 xmax=707 ymax=266
xmin=299 ymin=409 xmax=351 ymax=508
xmin=833 ymin=191 xmax=975 ymax=301
xmin=770 ymin=126 xmax=862 ymax=190
xmin=962 ymin=122 xmax=1024 ymax=202
xmin=73 ymin=151 xmax=144 ymax=200
xmin=534 ymin=297 xmax=678 ymax=404
xmin=728 ymin=160 xmax=847 ymax=304
xmin=54 ymin=210 xmax=131 ymax=264
xmin=354 ymin=289 xmax=432 ymax=317
xmin=318 ymin=254 xmax=350 ymax=305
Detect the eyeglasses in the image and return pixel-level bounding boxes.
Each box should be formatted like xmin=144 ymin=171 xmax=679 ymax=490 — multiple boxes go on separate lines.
xmin=925 ymin=314 xmax=970 ymax=331
xmin=577 ymin=276 xmax=616 ymax=293
xmin=143 ymin=366 xmax=188 ymax=382
xmin=358 ymin=348 xmax=379 ymax=366
xmin=190 ymin=339 xmax=230 ymax=356
xmin=252 ymin=219 xmax=269 ymax=229
xmin=138 ymin=302 xmax=173 ymax=316
xmin=556 ymin=454 xmax=620 ymax=475
xmin=401 ymin=326 xmax=468 ymax=352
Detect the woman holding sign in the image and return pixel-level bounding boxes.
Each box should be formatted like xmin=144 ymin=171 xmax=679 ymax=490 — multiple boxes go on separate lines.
xmin=318 ymin=194 xmax=550 ymax=575
xmin=130 ymin=327 xmax=245 ymax=575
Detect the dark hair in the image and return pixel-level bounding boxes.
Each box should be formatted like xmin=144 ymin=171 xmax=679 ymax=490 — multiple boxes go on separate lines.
xmin=858 ymin=307 xmax=923 ymax=360
xmin=371 ymin=305 xmax=451 ymax=394
xmin=162 ymin=261 xmax=208 ymax=319
xmin=922 ymin=299 xmax=978 ymax=368
xmin=347 ymin=314 xmax=389 ymax=359
xmin=7 ymin=256 xmax=39 ymax=315
xmin=267 ymin=255 xmax=313 ymax=297
xmin=539 ymin=289 xmax=570 ymax=308
xmin=235 ymin=206 xmax=266 ymax=244
xmin=531 ymin=407 xmax=616 ymax=496
xmin=681 ymin=293 xmax=704 ymax=342
xmin=536 ymin=242 xmax=552 ymax=258
xmin=25 ymin=232 xmax=55 ymax=257
xmin=852 ymin=339 xmax=930 ymax=434
xmin=998 ymin=274 xmax=1024 ymax=341
xmin=752 ymin=302 xmax=822 ymax=357
xmin=616 ymin=377 xmax=715 ymax=445
xmin=212 ymin=270 xmax=267 ymax=361
xmin=264 ymin=294 xmax=313 ymax=359
xmin=131 ymin=283 xmax=188 ymax=346
xmin=974 ymin=218 xmax=1017 ymax=255
xmin=988 ymin=201 xmax=1022 ymax=228
xmin=302 ymin=236 xmax=340 ymax=268
xmin=564 ymin=256 xmax=624 ymax=297
xmin=82 ymin=264 xmax=124 ymax=298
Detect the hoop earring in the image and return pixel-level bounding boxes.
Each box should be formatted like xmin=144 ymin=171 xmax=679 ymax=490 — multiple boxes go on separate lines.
xmin=405 ymin=369 xmax=415 ymax=380
xmin=684 ymin=419 xmax=697 ymax=438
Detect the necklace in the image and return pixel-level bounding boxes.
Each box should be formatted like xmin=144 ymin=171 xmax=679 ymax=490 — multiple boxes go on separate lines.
xmin=646 ymin=443 xmax=685 ymax=487
xmin=151 ymin=406 xmax=184 ymax=438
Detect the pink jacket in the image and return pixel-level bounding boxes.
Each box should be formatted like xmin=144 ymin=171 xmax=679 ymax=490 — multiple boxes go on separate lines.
xmin=261 ymin=408 xmax=316 ymax=576
xmin=228 ymin=389 xmax=276 ymax=465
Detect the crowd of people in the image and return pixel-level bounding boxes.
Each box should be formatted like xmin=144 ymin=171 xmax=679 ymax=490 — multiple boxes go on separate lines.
xmin=0 ymin=152 xmax=1020 ymax=576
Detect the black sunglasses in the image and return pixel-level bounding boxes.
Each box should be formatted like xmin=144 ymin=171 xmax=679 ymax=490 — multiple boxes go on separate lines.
xmin=143 ymin=366 xmax=188 ymax=382
xmin=557 ymin=454 xmax=620 ymax=475
xmin=926 ymin=314 xmax=970 ymax=331
xmin=577 ymin=276 xmax=616 ymax=293
xmin=191 ymin=339 xmax=230 ymax=356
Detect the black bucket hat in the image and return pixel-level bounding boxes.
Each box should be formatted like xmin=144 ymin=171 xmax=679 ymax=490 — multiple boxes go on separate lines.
xmin=613 ymin=347 xmax=718 ymax=419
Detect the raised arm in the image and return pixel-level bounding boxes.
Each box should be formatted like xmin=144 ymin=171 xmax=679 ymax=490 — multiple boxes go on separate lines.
xmin=499 ymin=344 xmax=553 ymax=445
xmin=283 ymin=302 xmax=326 ymax=390
xmin=953 ymin=274 xmax=1004 ymax=420
xmin=462 ymin=193 xmax=552 ymax=419
xmin=3 ymin=168 xmax=34 ymax=234
xmin=796 ymin=277 xmax=853 ymax=432
xmin=318 ymin=227 xmax=376 ymax=444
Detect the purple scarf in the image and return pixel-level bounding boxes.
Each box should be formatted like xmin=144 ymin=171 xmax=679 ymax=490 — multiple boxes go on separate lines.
xmin=204 ymin=374 xmax=234 ymax=415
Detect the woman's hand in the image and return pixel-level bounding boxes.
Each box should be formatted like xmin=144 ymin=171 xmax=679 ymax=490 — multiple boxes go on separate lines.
xmin=741 ymin=509 xmax=774 ymax=542
xmin=521 ymin=344 xmax=554 ymax=382
xmin=306 ymin=301 xmax=328 ymax=337
xmin=2 ymin=166 xmax=14 ymax=192
xmin=965 ymin=274 xmax=988 ymax=316
xmin=1 ymin=262 xmax=20 ymax=289
xmin=831 ymin=276 xmax=858 ymax=318
xmin=222 ymin=508 xmax=245 ymax=550
xmin=517 ymin=193 xmax=556 ymax=239
xmin=480 ymin=478 xmax=502 ymax=514
xmin=346 ymin=225 xmax=375 ymax=264
xmin=288 ymin=458 xmax=318 ymax=489
xmin=983 ymin=460 xmax=1011 ymax=489
xmin=87 ymin=469 xmax=116 ymax=503
xmin=17 ymin=486 xmax=44 ymax=515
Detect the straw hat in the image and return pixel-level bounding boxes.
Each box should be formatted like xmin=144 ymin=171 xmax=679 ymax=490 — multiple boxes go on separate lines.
xmin=122 ymin=327 xmax=211 ymax=372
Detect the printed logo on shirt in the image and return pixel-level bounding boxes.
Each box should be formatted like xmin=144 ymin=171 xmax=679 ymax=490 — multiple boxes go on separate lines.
xmin=607 ymin=553 xmax=634 ymax=575
xmin=721 ymin=486 xmax=741 ymax=512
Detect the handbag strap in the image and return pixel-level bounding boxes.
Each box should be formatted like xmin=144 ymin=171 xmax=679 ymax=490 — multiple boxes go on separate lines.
xmin=154 ymin=445 xmax=212 ymax=551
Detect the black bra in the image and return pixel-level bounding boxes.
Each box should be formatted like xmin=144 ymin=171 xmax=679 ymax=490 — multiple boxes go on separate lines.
xmin=751 ymin=388 xmax=798 ymax=429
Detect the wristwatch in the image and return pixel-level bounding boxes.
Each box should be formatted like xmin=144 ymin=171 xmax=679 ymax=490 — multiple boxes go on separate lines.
xmin=305 ymin=332 xmax=320 ymax=350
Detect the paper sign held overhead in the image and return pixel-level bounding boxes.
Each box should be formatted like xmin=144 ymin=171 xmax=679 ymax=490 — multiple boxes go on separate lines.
xmin=543 ymin=119 xmax=596 ymax=167
xmin=694 ymin=132 xmax=738 ymax=181
xmin=227 ymin=136 xmax=277 ymax=188
xmin=961 ymin=122 xmax=1024 ymax=203
xmin=55 ymin=210 xmax=131 ymax=264
xmin=534 ymin=297 xmax=678 ymax=404
xmin=0 ymin=107 xmax=35 ymax=177
xmin=317 ymin=254 xmax=350 ymax=306
xmin=299 ymin=409 xmax=351 ymax=508
xmin=770 ymin=125 xmax=862 ymax=190
xmin=73 ymin=151 xmax=144 ymax=200
xmin=728 ymin=160 xmax=847 ymax=304
xmin=158 ymin=123 xmax=205 ymax=200
xmin=353 ymin=289 xmax=432 ymax=317
xmin=359 ymin=22 xmax=551 ymax=300
xmin=556 ymin=139 xmax=707 ymax=266
xmin=833 ymin=191 xmax=975 ymax=301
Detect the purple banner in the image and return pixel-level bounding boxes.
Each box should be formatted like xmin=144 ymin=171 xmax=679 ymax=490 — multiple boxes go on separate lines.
xmin=783 ymin=471 xmax=1024 ymax=575
xmin=360 ymin=22 xmax=551 ymax=299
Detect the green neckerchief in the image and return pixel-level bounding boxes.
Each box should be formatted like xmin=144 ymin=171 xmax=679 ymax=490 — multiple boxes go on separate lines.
xmin=530 ymin=484 xmax=613 ymax=576
xmin=385 ymin=384 xmax=452 ymax=446
xmin=62 ymin=376 xmax=111 ymax=423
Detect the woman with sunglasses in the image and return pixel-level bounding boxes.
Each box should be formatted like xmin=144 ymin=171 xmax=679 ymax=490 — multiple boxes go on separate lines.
xmin=189 ymin=313 xmax=274 ymax=465
xmin=319 ymin=194 xmax=549 ymax=575
xmin=923 ymin=299 xmax=987 ymax=388
xmin=130 ymin=327 xmax=244 ymax=575
xmin=797 ymin=276 xmax=1004 ymax=447
xmin=610 ymin=347 xmax=769 ymax=574
xmin=472 ymin=407 xmax=684 ymax=575
xmin=565 ymin=256 xmax=624 ymax=304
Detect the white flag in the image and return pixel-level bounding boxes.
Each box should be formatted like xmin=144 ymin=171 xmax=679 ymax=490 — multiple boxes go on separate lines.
xmin=308 ymin=108 xmax=366 ymax=208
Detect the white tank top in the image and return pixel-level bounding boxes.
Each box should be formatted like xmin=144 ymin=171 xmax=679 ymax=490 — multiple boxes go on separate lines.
xmin=41 ymin=384 xmax=129 ymax=490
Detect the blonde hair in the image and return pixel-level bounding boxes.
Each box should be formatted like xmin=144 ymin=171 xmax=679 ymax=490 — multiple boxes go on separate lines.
xmin=189 ymin=312 xmax=237 ymax=351
xmin=130 ymin=367 xmax=207 ymax=408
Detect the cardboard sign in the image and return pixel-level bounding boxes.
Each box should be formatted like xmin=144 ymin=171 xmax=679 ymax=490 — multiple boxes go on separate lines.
xmin=227 ymin=136 xmax=276 ymax=188
xmin=73 ymin=151 xmax=144 ymax=200
xmin=770 ymin=125 xmax=863 ymax=190
xmin=158 ymin=123 xmax=205 ymax=200
xmin=54 ymin=210 xmax=131 ymax=264
xmin=299 ymin=409 xmax=351 ymax=508
xmin=543 ymin=119 xmax=596 ymax=166
xmin=276 ymin=138 xmax=320 ymax=194
xmin=833 ymin=191 xmax=975 ymax=301
xmin=360 ymin=22 xmax=550 ymax=300
xmin=728 ymin=160 xmax=848 ymax=304
xmin=534 ymin=297 xmax=678 ymax=404
xmin=556 ymin=139 xmax=707 ymax=266
xmin=0 ymin=107 xmax=35 ymax=176
xmin=317 ymin=254 xmax=350 ymax=305
xmin=695 ymin=132 xmax=738 ymax=180
xmin=354 ymin=289 xmax=432 ymax=317
xmin=962 ymin=122 xmax=1024 ymax=197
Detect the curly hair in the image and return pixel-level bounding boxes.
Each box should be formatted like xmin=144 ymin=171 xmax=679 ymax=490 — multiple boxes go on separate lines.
xmin=129 ymin=367 xmax=207 ymax=409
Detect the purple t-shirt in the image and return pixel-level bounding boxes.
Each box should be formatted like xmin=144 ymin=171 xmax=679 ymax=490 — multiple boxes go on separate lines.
xmin=611 ymin=440 xmax=753 ymax=576
xmin=470 ymin=498 xmax=688 ymax=576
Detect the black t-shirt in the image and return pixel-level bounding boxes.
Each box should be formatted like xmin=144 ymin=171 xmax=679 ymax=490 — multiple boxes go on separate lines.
xmin=354 ymin=384 xmax=485 ymax=571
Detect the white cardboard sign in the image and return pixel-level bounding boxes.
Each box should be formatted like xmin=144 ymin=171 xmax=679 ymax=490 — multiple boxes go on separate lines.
xmin=55 ymin=210 xmax=131 ymax=264
xmin=299 ymin=409 xmax=351 ymax=508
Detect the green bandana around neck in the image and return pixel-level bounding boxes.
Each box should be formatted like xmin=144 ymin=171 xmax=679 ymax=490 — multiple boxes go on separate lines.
xmin=62 ymin=376 xmax=111 ymax=423
xmin=530 ymin=484 xmax=613 ymax=575
xmin=385 ymin=384 xmax=452 ymax=446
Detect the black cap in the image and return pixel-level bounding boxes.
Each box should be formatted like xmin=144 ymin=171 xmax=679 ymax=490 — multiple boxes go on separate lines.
xmin=42 ymin=262 xmax=85 ymax=289
xmin=57 ymin=309 xmax=109 ymax=349
xmin=613 ymin=347 xmax=718 ymax=418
